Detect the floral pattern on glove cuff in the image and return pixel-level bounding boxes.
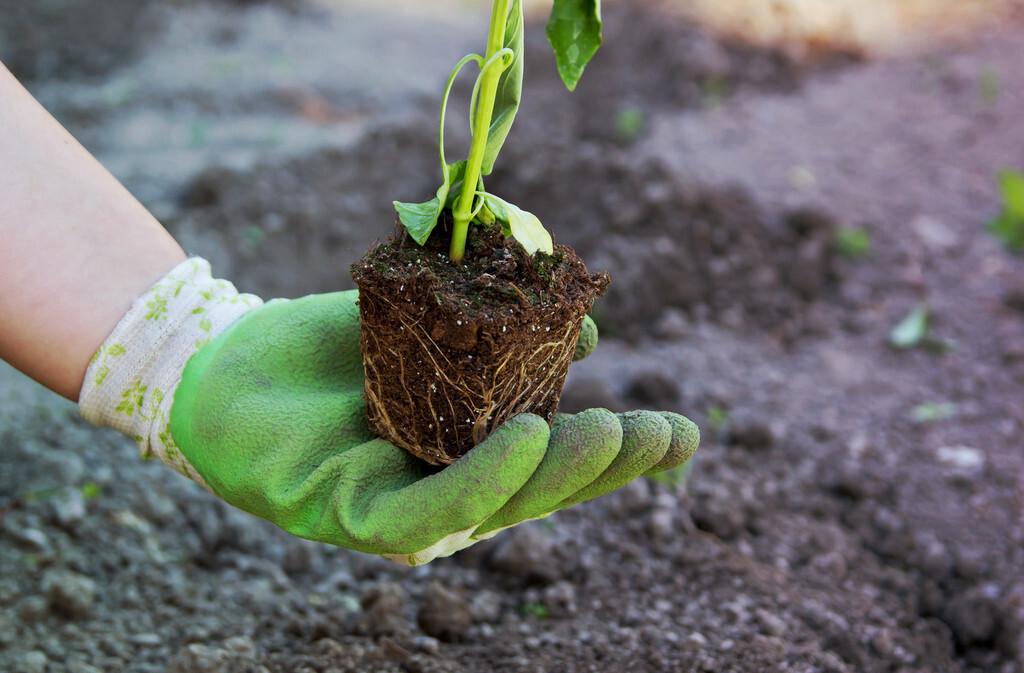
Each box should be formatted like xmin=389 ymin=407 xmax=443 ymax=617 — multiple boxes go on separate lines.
xmin=79 ymin=258 xmax=263 ymax=485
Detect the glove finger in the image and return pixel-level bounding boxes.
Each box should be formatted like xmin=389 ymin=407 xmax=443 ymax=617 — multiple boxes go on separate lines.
xmin=348 ymin=414 xmax=549 ymax=554
xmin=646 ymin=412 xmax=700 ymax=475
xmin=572 ymin=315 xmax=599 ymax=362
xmin=474 ymin=408 xmax=621 ymax=537
xmin=559 ymin=411 xmax=671 ymax=507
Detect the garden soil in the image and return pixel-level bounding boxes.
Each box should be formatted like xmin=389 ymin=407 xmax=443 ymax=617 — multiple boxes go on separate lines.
xmin=1 ymin=1 xmax=1023 ymax=672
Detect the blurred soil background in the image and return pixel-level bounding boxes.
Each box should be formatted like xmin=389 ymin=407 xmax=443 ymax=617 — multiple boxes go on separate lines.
xmin=1 ymin=0 xmax=1023 ymax=671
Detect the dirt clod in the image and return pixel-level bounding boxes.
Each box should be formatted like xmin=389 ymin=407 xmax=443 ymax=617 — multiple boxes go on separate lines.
xmin=360 ymin=583 xmax=411 ymax=638
xmin=725 ymin=410 xmax=775 ymax=450
xmin=625 ymin=371 xmax=681 ymax=408
xmin=42 ymin=570 xmax=96 ymax=619
xmin=417 ymin=582 xmax=473 ymax=642
xmin=485 ymin=525 xmax=561 ymax=585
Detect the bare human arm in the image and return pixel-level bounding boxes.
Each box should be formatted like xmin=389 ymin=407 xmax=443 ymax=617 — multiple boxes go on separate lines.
xmin=0 ymin=62 xmax=186 ymax=400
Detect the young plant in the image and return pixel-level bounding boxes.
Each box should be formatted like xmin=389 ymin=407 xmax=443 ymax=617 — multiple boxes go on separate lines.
xmin=835 ymin=226 xmax=871 ymax=258
xmin=355 ymin=1 xmax=609 ymax=465
xmin=393 ymin=0 xmax=603 ymax=263
xmin=989 ymin=169 xmax=1024 ymax=254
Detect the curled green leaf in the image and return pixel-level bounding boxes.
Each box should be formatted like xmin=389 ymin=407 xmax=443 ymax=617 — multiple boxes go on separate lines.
xmin=484 ymin=194 xmax=554 ymax=256
xmin=395 ymin=162 xmax=468 ymax=245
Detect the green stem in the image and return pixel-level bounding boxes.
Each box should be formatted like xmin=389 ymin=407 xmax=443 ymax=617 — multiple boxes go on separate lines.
xmin=450 ymin=0 xmax=511 ymax=263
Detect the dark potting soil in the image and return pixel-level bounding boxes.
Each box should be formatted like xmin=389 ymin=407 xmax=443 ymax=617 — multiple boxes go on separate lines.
xmin=351 ymin=220 xmax=608 ymax=465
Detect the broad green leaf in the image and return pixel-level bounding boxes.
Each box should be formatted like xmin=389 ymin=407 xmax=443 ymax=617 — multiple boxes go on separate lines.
xmin=394 ymin=195 xmax=446 ymax=246
xmin=998 ymin=169 xmax=1024 ymax=218
xmin=546 ymin=0 xmax=603 ymax=92
xmin=396 ymin=161 xmax=467 ymax=245
xmin=481 ymin=0 xmax=524 ymax=176
xmin=889 ymin=304 xmax=929 ymax=349
xmin=484 ymin=194 xmax=554 ymax=255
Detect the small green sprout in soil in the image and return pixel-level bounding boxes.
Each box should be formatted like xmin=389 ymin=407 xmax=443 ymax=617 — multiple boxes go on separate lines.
xmin=615 ymin=105 xmax=646 ymax=142
xmin=707 ymin=406 xmax=729 ymax=429
xmin=521 ymin=602 xmax=550 ymax=619
xmin=393 ymin=0 xmax=603 ymax=263
xmin=909 ymin=401 xmax=957 ymax=424
xmin=835 ymin=226 xmax=871 ymax=258
xmin=81 ymin=482 xmax=102 ymax=500
xmin=989 ymin=169 xmax=1024 ymax=253
xmin=242 ymin=225 xmax=265 ymax=251
xmin=889 ymin=304 xmax=929 ymax=350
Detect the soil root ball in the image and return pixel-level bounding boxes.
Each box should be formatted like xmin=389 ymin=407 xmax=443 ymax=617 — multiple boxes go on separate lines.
xmin=353 ymin=224 xmax=608 ymax=465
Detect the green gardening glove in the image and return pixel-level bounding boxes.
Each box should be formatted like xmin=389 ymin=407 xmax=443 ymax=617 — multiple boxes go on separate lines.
xmin=79 ymin=259 xmax=699 ymax=565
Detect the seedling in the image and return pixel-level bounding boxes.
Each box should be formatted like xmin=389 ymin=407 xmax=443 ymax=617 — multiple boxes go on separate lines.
xmin=707 ymin=406 xmax=729 ymax=434
xmin=352 ymin=1 xmax=609 ymax=464
xmin=989 ymin=169 xmax=1024 ymax=253
xmin=521 ymin=602 xmax=550 ymax=619
xmin=909 ymin=401 xmax=957 ymax=424
xmin=615 ymin=106 xmax=646 ymax=142
xmin=393 ymin=0 xmax=603 ymax=263
xmin=835 ymin=227 xmax=871 ymax=258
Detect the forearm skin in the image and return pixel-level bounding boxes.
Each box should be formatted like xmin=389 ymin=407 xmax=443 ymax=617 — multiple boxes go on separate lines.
xmin=0 ymin=62 xmax=186 ymax=399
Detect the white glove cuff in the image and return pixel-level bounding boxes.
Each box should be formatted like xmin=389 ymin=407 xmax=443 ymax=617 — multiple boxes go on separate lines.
xmin=78 ymin=258 xmax=262 ymax=482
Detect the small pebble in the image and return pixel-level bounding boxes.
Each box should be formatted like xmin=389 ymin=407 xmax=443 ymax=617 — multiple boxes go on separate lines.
xmin=129 ymin=633 xmax=162 ymax=647
xmin=413 ymin=635 xmax=441 ymax=655
xmin=19 ymin=651 xmax=48 ymax=673
xmin=682 ymin=632 xmax=708 ymax=651
xmin=755 ymin=608 xmax=788 ymax=637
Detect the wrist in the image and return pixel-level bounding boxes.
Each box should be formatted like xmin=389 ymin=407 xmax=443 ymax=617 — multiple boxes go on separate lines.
xmin=78 ymin=258 xmax=262 ymax=482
